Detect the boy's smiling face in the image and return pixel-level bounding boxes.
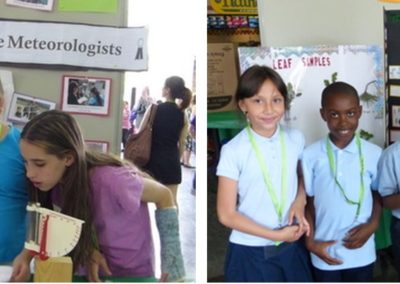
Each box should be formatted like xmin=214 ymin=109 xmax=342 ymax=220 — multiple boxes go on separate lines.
xmin=320 ymin=91 xmax=362 ymax=149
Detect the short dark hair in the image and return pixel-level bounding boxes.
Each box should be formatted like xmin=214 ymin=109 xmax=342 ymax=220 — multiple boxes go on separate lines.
xmin=321 ymin=81 xmax=359 ymax=107
xmin=235 ymin=65 xmax=288 ymax=108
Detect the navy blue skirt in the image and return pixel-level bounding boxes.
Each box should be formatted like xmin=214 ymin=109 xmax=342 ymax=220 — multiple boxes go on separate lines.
xmin=224 ymin=240 xmax=313 ymax=282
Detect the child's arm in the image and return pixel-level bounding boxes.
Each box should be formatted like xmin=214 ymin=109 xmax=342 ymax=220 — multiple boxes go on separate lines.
xmin=10 ymin=249 xmax=33 ymax=282
xmin=288 ymin=162 xmax=310 ymax=236
xmin=382 ymin=193 xmax=400 ymax=210
xmin=344 ymin=191 xmax=382 ymax=249
xmin=304 ymin=196 xmax=343 ymax=265
xmin=217 ymin=176 xmax=302 ymax=243
xmin=141 ymin=177 xmax=185 ymax=282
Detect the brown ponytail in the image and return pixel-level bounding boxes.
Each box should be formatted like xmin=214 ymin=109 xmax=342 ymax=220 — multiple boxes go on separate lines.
xmin=178 ymin=87 xmax=192 ymax=110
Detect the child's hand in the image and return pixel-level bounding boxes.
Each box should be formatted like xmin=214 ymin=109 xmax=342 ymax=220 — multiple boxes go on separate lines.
xmin=306 ymin=240 xmax=343 ymax=266
xmin=288 ymin=198 xmax=310 ymax=237
xmin=9 ymin=250 xmax=31 ymax=282
xmin=86 ymin=249 xmax=112 ymax=282
xmin=278 ymin=225 xmax=303 ymax=242
xmin=343 ymin=222 xmax=374 ymax=249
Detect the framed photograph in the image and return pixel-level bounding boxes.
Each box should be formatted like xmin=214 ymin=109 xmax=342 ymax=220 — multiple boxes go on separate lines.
xmin=85 ymin=140 xmax=109 ymax=153
xmin=6 ymin=0 xmax=54 ymax=11
xmin=390 ymin=84 xmax=400 ymax=97
xmin=7 ymin=92 xmax=56 ymax=124
xmin=389 ymin=65 xmax=400 ymax=80
xmin=392 ymin=105 xmax=400 ymax=128
xmin=61 ymin=75 xmax=111 ymax=116
xmin=390 ymin=130 xmax=400 ymax=143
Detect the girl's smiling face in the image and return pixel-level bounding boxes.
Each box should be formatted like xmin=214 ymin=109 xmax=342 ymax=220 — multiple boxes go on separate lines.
xmin=238 ymin=79 xmax=285 ymax=138
xmin=20 ymin=139 xmax=74 ymax=191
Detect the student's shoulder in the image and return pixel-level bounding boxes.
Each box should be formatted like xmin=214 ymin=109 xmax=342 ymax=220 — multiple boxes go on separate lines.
xmin=282 ymin=126 xmax=304 ymax=140
xmin=303 ymin=137 xmax=325 ymax=156
xmin=221 ymin=128 xmax=248 ymax=149
xmin=361 ymin=138 xmax=382 ymax=153
xmin=382 ymin=140 xmax=400 ymax=157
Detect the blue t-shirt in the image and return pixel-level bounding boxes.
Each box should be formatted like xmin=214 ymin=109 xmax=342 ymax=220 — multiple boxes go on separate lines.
xmin=217 ymin=125 xmax=305 ymax=246
xmin=0 ymin=126 xmax=28 ymax=263
xmin=302 ymin=135 xmax=381 ymax=270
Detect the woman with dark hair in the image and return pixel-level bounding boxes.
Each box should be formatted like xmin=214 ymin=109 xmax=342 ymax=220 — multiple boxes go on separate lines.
xmin=141 ymin=76 xmax=192 ymax=209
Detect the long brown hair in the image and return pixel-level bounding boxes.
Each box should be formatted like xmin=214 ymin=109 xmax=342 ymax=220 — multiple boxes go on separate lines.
xmin=164 ymin=76 xmax=192 ymax=110
xmin=20 ymin=110 xmax=124 ymax=269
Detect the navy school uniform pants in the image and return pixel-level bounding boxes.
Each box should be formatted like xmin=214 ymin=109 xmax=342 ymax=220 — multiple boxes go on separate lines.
xmin=224 ymin=240 xmax=313 ymax=282
xmin=313 ymin=262 xmax=374 ymax=282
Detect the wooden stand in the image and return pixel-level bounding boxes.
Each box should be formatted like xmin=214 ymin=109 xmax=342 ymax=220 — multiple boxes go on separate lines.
xmin=34 ymin=256 xmax=73 ymax=282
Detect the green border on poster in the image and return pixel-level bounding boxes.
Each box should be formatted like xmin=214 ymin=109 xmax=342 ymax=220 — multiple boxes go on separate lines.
xmin=58 ymin=0 xmax=118 ymax=13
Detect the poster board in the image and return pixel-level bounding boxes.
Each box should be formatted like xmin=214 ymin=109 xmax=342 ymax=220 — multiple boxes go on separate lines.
xmin=385 ymin=10 xmax=400 ymax=145
xmin=238 ymin=45 xmax=385 ymax=147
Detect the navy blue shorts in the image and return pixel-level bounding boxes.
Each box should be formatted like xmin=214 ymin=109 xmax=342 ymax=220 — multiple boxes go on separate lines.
xmin=224 ymin=240 xmax=313 ymax=282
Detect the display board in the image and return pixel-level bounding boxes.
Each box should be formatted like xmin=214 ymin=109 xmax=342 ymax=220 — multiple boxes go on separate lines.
xmin=0 ymin=1 xmax=128 ymax=153
xmin=238 ymin=45 xmax=385 ymax=147
xmin=384 ymin=9 xmax=400 ymax=144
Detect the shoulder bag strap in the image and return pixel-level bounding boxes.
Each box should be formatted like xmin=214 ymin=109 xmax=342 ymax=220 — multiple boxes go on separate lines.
xmin=147 ymin=104 xmax=158 ymax=127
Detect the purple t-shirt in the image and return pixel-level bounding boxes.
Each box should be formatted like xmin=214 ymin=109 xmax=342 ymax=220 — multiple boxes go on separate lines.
xmin=53 ymin=165 xmax=154 ymax=277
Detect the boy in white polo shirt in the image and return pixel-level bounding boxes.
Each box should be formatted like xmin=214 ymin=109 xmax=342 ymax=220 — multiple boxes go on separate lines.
xmin=301 ymin=81 xmax=382 ymax=282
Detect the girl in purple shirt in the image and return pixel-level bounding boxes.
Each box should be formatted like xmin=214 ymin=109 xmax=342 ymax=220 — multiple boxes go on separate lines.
xmin=10 ymin=110 xmax=184 ymax=282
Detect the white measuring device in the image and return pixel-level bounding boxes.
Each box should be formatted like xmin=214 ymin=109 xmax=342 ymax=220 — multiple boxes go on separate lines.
xmin=25 ymin=203 xmax=84 ymax=260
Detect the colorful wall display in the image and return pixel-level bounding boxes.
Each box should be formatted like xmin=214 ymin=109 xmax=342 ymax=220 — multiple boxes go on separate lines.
xmin=208 ymin=0 xmax=258 ymax=15
xmin=58 ymin=0 xmax=117 ymax=13
xmin=238 ymin=45 xmax=385 ymax=147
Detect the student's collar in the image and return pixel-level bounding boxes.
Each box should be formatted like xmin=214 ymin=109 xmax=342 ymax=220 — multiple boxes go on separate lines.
xmin=249 ymin=124 xmax=281 ymax=142
xmin=324 ymin=134 xmax=358 ymax=154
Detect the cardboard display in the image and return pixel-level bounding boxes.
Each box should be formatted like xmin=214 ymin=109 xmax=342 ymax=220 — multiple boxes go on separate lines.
xmin=207 ymin=43 xmax=238 ymax=112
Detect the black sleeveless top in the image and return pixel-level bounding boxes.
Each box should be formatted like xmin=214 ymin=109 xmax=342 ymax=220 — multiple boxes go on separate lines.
xmin=144 ymin=102 xmax=184 ymax=184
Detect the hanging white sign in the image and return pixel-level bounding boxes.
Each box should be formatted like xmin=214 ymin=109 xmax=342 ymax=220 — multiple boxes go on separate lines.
xmin=0 ymin=20 xmax=148 ymax=71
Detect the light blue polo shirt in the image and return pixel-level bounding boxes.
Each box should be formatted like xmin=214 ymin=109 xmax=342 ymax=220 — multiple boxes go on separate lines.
xmin=302 ymin=135 xmax=381 ymax=270
xmin=217 ymin=125 xmax=305 ymax=246
xmin=378 ymin=141 xmax=400 ymax=219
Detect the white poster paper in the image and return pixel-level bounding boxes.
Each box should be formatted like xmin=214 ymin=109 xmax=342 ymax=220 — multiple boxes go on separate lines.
xmin=238 ymin=45 xmax=385 ymax=147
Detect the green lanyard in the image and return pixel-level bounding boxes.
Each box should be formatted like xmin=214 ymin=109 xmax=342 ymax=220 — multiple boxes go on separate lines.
xmin=246 ymin=125 xmax=287 ymax=226
xmin=326 ymin=134 xmax=365 ymax=220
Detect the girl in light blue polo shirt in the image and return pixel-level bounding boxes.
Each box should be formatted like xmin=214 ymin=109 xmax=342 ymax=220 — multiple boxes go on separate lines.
xmin=301 ymin=82 xmax=382 ymax=282
xmin=217 ymin=65 xmax=312 ymax=282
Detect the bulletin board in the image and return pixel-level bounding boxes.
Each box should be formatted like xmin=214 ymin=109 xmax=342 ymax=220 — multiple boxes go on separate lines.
xmin=0 ymin=0 xmax=130 ymax=154
xmin=384 ymin=9 xmax=400 ymax=145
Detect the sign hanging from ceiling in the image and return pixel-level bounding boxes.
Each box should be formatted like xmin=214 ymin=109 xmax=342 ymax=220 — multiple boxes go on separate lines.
xmin=209 ymin=0 xmax=258 ymax=15
xmin=0 ymin=19 xmax=148 ymax=71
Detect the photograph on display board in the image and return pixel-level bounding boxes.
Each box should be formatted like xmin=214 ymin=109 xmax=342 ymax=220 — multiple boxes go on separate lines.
xmin=7 ymin=92 xmax=56 ymax=124
xmin=390 ymin=129 xmax=400 ymax=143
xmin=6 ymin=0 xmax=54 ymax=11
xmin=61 ymin=75 xmax=111 ymax=116
xmin=392 ymin=105 xmax=400 ymax=128
xmin=85 ymin=140 xmax=109 ymax=153
xmin=389 ymin=84 xmax=400 ymax=97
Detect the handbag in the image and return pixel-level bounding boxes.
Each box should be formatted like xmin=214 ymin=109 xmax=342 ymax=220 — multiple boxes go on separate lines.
xmin=124 ymin=103 xmax=157 ymax=167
